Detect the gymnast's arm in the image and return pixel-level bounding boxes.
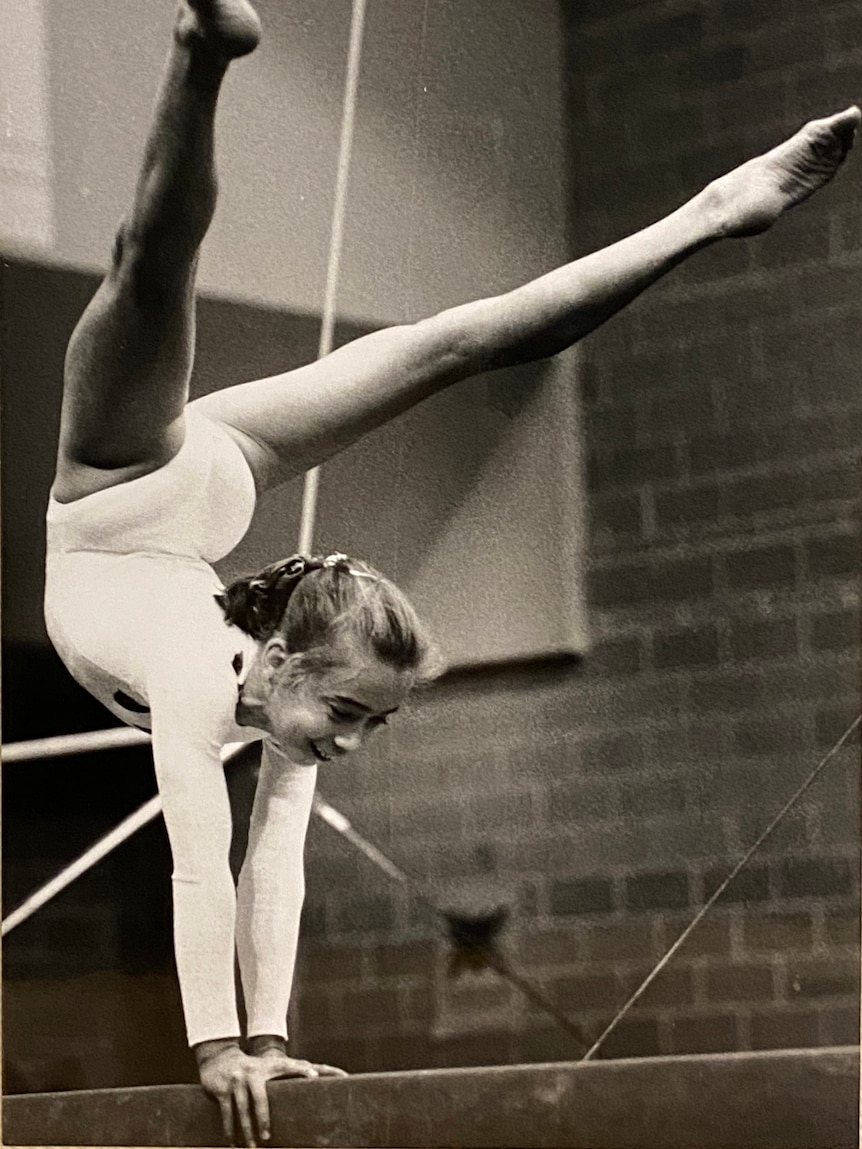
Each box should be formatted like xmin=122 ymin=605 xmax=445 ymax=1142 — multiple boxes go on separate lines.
xmin=235 ymin=741 xmax=316 ymax=1048
xmin=234 ymin=743 xmax=348 ymax=1076
xmin=147 ymin=667 xmax=289 ymax=1143
xmin=147 ymin=677 xmax=243 ymax=1047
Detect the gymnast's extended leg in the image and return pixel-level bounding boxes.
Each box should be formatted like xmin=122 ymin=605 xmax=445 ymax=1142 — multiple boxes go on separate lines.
xmin=194 ymin=106 xmax=860 ymax=492
xmin=53 ymin=0 xmax=261 ymax=505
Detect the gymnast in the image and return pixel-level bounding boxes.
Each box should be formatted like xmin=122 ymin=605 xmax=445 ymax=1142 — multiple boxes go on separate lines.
xmin=43 ymin=0 xmax=858 ymax=1143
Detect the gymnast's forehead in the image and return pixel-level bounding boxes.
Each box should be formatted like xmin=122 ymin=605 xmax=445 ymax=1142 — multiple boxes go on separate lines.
xmin=313 ymin=648 xmax=414 ymax=710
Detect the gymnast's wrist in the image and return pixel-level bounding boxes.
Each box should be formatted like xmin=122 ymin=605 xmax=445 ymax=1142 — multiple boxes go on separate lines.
xmin=194 ymin=1037 xmax=242 ymax=1068
xmin=246 ymin=1034 xmax=287 ymax=1057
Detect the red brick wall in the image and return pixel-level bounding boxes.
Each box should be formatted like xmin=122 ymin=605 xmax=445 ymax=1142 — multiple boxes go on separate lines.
xmin=291 ymin=0 xmax=861 ymax=1072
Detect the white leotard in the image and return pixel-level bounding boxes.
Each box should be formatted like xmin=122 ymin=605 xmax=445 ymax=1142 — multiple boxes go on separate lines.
xmin=44 ymin=408 xmax=314 ymax=1045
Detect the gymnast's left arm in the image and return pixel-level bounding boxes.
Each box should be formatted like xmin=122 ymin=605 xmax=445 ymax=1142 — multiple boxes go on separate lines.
xmin=235 ymin=742 xmax=347 ymax=1077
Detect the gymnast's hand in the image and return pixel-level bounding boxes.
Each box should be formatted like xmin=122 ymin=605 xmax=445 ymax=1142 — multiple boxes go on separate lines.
xmin=197 ymin=1038 xmax=347 ymax=1145
xmin=195 ymin=1038 xmax=286 ymax=1147
xmin=247 ymin=1034 xmax=348 ymax=1085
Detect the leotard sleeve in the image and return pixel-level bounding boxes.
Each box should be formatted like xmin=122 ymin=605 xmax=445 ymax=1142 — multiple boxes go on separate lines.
xmin=235 ymin=741 xmax=317 ymax=1039
xmin=147 ymin=672 xmax=242 ymax=1045
xmin=141 ymin=591 xmax=249 ymax=1047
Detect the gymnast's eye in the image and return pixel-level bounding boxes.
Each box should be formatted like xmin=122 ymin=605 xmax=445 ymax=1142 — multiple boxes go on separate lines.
xmin=328 ymin=705 xmax=354 ymax=722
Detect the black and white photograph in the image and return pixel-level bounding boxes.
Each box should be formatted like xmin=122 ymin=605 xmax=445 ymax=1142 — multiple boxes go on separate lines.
xmin=1 ymin=1 xmax=860 ymax=1146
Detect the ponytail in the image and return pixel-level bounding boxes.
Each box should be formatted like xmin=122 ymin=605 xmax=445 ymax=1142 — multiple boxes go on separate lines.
xmin=216 ymin=552 xmax=442 ymax=683
xmin=215 ymin=554 xmax=311 ymax=641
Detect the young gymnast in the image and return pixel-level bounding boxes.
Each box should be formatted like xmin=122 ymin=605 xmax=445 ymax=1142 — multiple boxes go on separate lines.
xmin=44 ymin=0 xmax=859 ymax=1142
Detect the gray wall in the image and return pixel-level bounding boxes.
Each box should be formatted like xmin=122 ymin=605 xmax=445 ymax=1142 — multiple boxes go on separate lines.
xmin=0 ymin=0 xmax=587 ymax=667
xmin=3 ymin=0 xmax=569 ymax=325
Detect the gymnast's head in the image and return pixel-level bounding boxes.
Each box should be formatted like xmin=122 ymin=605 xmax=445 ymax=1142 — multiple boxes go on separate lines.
xmin=216 ymin=553 xmax=441 ymax=764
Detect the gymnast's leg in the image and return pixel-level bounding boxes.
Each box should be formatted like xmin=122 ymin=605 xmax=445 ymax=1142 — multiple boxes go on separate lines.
xmin=53 ymin=0 xmax=261 ymax=505
xmin=194 ymin=106 xmax=860 ymax=492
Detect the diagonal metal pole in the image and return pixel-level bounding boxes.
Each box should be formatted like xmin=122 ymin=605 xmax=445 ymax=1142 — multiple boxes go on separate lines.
xmin=1 ymin=741 xmax=246 ymax=937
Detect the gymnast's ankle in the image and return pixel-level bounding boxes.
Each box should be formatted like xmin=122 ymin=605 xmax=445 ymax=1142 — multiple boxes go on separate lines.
xmin=176 ymin=0 xmax=262 ymax=61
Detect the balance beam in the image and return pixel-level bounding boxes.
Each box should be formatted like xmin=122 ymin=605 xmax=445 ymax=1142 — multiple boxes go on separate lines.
xmin=3 ymin=1046 xmax=859 ymax=1147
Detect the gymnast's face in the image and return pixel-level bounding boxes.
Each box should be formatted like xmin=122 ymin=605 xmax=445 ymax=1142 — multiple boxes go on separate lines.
xmin=240 ymin=637 xmax=413 ymax=766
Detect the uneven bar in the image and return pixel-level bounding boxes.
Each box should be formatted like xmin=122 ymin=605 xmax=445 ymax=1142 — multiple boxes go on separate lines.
xmin=3 ymin=1046 xmax=859 ymax=1148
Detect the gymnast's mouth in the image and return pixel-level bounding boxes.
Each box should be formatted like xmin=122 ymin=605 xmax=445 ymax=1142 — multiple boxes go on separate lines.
xmin=310 ymin=741 xmax=332 ymax=763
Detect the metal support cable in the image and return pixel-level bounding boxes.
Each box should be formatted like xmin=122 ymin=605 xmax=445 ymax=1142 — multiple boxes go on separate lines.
xmin=580 ymin=713 xmax=862 ymax=1062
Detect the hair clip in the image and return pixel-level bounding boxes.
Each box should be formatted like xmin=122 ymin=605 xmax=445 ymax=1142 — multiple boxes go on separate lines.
xmin=323 ymin=551 xmax=377 ymax=580
xmin=249 ymin=554 xmax=306 ymax=590
xmin=282 ymin=556 xmax=307 ymax=579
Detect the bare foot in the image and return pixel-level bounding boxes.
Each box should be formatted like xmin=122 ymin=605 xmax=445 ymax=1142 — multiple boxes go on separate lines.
xmin=178 ymin=0 xmax=262 ymax=59
xmin=705 ymin=106 xmax=861 ymax=237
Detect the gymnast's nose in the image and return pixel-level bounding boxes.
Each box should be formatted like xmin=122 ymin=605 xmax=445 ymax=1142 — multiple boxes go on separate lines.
xmin=334 ymin=729 xmax=363 ymax=754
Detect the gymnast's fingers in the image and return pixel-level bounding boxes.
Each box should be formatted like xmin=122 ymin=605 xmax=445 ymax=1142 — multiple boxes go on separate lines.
xmin=217 ymin=1095 xmax=234 ymax=1145
xmin=248 ymin=1075 xmax=272 ymax=1144
xmin=232 ymin=1080 xmax=256 ymax=1148
xmin=271 ymin=1057 xmax=318 ymax=1079
xmin=313 ymin=1062 xmax=349 ymax=1077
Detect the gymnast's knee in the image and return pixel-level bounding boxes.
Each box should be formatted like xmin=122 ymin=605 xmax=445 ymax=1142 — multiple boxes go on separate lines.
xmin=109 ymin=218 xmax=190 ymax=309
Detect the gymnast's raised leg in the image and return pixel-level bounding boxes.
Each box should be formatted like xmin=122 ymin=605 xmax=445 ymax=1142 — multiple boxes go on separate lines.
xmin=53 ymin=0 xmax=261 ymax=506
xmin=195 ymin=106 xmax=860 ymax=491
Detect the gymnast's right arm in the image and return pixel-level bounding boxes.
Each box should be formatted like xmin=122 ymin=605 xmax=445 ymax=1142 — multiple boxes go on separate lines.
xmin=146 ymin=668 xmax=274 ymax=1146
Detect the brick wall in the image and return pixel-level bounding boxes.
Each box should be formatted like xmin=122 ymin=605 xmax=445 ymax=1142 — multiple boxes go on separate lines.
xmin=290 ymin=0 xmax=861 ymax=1071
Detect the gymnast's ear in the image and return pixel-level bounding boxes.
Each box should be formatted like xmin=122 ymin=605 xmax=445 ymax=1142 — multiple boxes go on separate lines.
xmin=261 ymin=638 xmax=306 ymax=685
xmin=260 ymin=636 xmax=288 ymax=674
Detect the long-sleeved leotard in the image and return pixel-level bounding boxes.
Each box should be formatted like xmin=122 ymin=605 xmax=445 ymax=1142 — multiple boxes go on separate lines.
xmin=44 ymin=407 xmax=314 ymax=1045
